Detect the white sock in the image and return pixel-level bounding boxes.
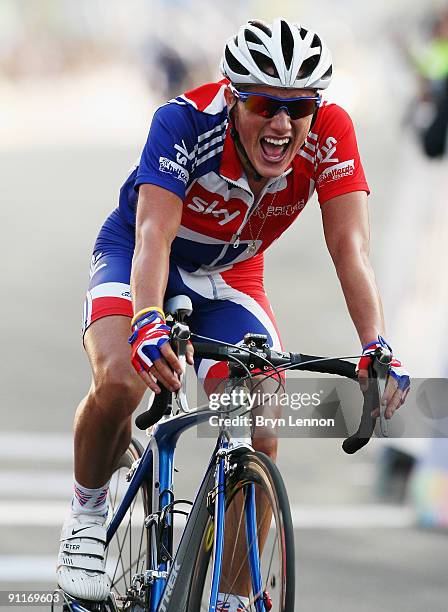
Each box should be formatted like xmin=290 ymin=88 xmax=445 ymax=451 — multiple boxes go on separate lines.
xmin=70 ymin=478 xmax=110 ymax=519
xmin=217 ymin=593 xmax=250 ymax=611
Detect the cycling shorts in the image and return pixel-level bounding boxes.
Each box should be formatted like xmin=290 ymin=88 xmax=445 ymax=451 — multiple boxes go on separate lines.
xmin=83 ymin=208 xmax=283 ymax=385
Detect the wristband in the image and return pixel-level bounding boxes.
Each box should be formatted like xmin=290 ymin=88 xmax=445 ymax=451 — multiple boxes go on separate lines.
xmin=362 ymin=335 xmax=392 ymax=354
xmin=131 ymin=306 xmax=165 ymax=326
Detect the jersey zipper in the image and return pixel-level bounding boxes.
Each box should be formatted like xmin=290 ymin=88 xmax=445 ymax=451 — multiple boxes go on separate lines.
xmin=204 ymin=175 xmax=253 ymax=268
xmin=206 ymin=169 xmax=289 ymax=269
xmin=230 ymin=176 xmax=282 ymax=248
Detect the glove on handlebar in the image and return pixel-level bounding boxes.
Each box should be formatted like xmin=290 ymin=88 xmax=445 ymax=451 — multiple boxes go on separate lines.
xmin=128 ymin=310 xmax=170 ymax=373
xmin=357 ymin=335 xmax=410 ymax=391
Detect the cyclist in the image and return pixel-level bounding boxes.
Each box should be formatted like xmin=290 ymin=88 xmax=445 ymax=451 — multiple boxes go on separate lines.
xmin=57 ymin=18 xmax=410 ymax=609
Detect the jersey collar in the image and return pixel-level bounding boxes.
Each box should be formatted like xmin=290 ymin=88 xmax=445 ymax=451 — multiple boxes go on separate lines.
xmin=219 ymin=124 xmax=246 ymax=185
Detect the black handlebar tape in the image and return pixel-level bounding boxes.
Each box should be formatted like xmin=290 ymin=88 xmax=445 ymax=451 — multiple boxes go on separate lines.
xmin=135 ymin=386 xmax=172 ymax=430
xmin=192 ymin=342 xmax=241 ymax=361
xmin=292 ymin=354 xmax=357 ymax=380
xmin=342 ymin=364 xmax=379 ymax=454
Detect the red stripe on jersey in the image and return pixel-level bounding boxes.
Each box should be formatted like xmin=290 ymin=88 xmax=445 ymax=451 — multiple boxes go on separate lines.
xmin=183 ymin=79 xmax=228 ymax=112
xmin=219 ymin=126 xmax=243 ymax=182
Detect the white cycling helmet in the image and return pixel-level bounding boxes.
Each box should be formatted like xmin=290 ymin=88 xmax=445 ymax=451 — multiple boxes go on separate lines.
xmin=221 ymin=18 xmax=332 ymax=90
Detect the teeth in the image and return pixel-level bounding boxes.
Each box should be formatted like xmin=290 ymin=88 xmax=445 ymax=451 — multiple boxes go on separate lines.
xmin=263 ymin=137 xmax=290 ymax=146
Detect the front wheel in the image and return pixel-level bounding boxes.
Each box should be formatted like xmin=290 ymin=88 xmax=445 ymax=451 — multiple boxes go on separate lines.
xmin=187 ymin=451 xmax=295 ymax=611
xmin=105 ymin=438 xmax=151 ymax=610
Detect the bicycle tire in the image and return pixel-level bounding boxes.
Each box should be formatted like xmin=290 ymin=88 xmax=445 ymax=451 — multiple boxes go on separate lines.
xmin=105 ymin=438 xmax=152 ymax=610
xmin=186 ymin=450 xmax=295 ymax=612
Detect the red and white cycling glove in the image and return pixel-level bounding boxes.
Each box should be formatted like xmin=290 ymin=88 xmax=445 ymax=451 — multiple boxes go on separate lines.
xmin=357 ymin=335 xmax=410 ymax=392
xmin=128 ymin=309 xmax=171 ymax=374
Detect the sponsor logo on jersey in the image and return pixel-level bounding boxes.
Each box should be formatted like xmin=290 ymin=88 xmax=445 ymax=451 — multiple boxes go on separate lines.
xmin=317 ymin=136 xmax=339 ymax=164
xmin=187 ymin=196 xmax=241 ymax=225
xmin=174 ymin=139 xmax=196 ymax=167
xmin=254 ymin=200 xmax=306 ymax=219
xmin=159 ymin=157 xmax=190 ymax=184
xmin=317 ymin=159 xmax=355 ymax=186
xmin=300 ymin=134 xmax=340 ymax=166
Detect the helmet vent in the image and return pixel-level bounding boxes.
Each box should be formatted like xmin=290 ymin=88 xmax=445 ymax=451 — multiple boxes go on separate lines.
xmin=245 ymin=30 xmax=264 ymax=44
xmin=250 ymin=50 xmax=279 ymax=78
xmin=311 ymin=34 xmax=322 ymax=49
xmin=296 ymin=54 xmax=320 ymax=79
xmin=248 ymin=20 xmax=272 ymax=37
xmin=225 ymin=47 xmax=250 ymax=76
xmin=299 ymin=27 xmax=308 ymax=40
xmin=280 ymin=20 xmax=294 ymax=70
xmin=322 ymin=65 xmax=333 ymax=79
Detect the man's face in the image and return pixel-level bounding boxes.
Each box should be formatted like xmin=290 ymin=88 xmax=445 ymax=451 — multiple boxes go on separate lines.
xmin=225 ymin=84 xmax=317 ymax=180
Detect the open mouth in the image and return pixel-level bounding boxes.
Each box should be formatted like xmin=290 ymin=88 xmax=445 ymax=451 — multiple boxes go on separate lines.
xmin=259 ymin=136 xmax=291 ymax=163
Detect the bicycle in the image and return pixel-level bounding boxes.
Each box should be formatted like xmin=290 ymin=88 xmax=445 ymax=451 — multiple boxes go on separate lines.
xmin=58 ymin=294 xmax=390 ymax=612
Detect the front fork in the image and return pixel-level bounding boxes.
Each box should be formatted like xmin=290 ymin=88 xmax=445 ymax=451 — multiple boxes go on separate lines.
xmin=209 ymin=448 xmax=227 ymax=611
xmin=208 ymin=446 xmax=266 ymax=612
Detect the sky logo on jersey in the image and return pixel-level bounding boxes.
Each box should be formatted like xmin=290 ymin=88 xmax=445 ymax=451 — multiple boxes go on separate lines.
xmin=318 ymin=135 xmax=339 ymax=164
xmin=187 ymin=196 xmax=241 ymax=225
xmin=317 ymin=159 xmax=355 ymax=186
xmin=300 ymin=133 xmax=339 ymax=166
xmin=159 ymin=157 xmax=189 ymax=184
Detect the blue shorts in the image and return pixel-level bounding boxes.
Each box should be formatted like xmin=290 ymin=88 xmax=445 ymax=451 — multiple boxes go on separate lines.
xmin=83 ymin=208 xmax=283 ymax=383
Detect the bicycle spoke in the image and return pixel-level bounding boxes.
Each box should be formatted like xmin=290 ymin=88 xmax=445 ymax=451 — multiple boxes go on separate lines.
xmin=110 ymin=496 xmax=139 ymax=590
xmin=225 ymin=493 xmax=270 ymax=598
xmin=262 ymin=530 xmax=278 ymax=595
xmin=105 ymin=475 xmax=121 ymax=568
xmin=110 ymin=516 xmax=130 ymax=588
xmin=110 ymin=554 xmax=144 ymax=588
xmin=137 ymin=514 xmax=145 ymax=573
xmin=103 ymin=442 xmax=150 ymax=609
xmin=222 ymin=492 xmax=246 ymax=606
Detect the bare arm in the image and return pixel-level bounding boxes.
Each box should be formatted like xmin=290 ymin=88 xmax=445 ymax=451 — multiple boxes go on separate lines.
xmin=322 ymin=191 xmax=410 ymax=416
xmin=131 ymin=184 xmax=183 ymax=313
xmin=321 ymin=190 xmax=384 ymax=347
xmin=131 ymin=183 xmax=191 ymax=391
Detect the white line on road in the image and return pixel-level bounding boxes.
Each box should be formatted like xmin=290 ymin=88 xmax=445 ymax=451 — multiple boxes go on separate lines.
xmin=0 ymin=471 xmax=72 ymax=497
xmin=0 ymin=433 xmax=73 ymax=461
xmin=0 ymin=501 xmax=416 ymax=528
xmin=289 ymin=504 xmax=416 ymax=528
xmin=0 ymin=502 xmax=70 ymax=526
xmin=0 ymin=555 xmax=57 ymax=582
xmin=0 ymin=555 xmax=117 ymax=583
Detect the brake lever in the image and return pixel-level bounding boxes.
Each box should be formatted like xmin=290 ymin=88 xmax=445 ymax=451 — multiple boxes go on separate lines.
xmin=171 ymin=322 xmax=191 ymax=414
xmin=372 ymin=347 xmax=392 ymax=437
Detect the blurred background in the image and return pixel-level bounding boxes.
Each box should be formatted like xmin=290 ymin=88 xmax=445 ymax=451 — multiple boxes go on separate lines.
xmin=1 ymin=0 xmax=448 ymax=609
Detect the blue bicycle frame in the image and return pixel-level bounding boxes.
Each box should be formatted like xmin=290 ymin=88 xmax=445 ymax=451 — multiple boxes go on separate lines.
xmin=105 ymin=406 xmax=267 ymax=612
